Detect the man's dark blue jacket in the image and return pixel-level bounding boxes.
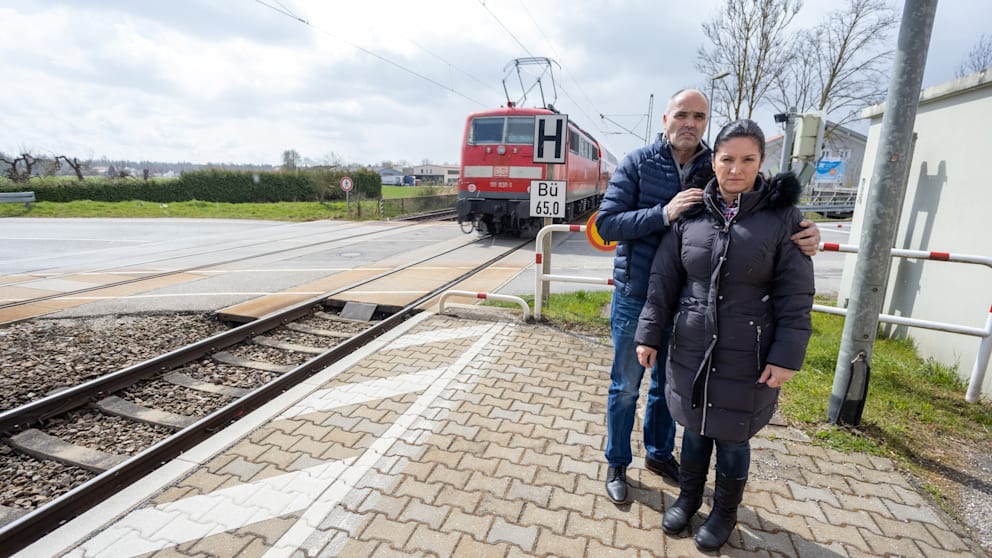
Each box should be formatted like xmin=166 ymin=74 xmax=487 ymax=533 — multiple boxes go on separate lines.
xmin=596 ymin=136 xmax=712 ymax=299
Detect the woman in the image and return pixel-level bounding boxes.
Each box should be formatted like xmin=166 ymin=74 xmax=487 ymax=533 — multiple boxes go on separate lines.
xmin=634 ymin=119 xmax=814 ymax=552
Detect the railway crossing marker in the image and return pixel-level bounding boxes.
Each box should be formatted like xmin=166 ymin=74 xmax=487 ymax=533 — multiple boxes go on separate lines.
xmin=585 ymin=211 xmax=616 ymax=251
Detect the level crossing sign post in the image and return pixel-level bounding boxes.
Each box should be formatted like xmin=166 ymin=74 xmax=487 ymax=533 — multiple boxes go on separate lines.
xmin=340 ymin=176 xmax=353 ymax=215
xmin=531 ymin=114 xmax=568 ymax=308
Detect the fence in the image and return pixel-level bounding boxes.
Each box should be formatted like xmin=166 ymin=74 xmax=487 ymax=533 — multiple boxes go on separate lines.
xmin=530 ymin=224 xmax=991 ymax=403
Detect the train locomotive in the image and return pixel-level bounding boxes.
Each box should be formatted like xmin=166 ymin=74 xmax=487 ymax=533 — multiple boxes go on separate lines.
xmin=456 ymin=104 xmax=617 ymax=236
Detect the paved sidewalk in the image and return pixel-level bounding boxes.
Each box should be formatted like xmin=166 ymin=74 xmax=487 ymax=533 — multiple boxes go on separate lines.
xmin=22 ymin=312 xmax=987 ymax=557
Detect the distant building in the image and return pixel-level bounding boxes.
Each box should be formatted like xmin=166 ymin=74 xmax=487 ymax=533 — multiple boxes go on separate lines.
xmin=412 ymin=164 xmax=459 ymax=185
xmin=376 ymin=167 xmax=405 ymax=185
xmin=763 ymin=121 xmax=867 ymax=194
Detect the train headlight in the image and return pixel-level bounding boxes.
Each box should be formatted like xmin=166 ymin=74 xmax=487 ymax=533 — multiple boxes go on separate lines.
xmin=497 ymin=145 xmax=506 ymax=155
xmin=467 ymin=183 xmax=477 ymax=192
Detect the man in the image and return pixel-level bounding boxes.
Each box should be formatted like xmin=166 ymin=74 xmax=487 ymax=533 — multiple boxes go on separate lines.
xmin=595 ymin=88 xmax=820 ymax=504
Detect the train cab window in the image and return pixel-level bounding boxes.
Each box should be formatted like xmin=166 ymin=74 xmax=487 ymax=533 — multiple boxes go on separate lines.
xmin=470 ymin=117 xmax=505 ymax=144
xmin=505 ymin=117 xmax=535 ymax=144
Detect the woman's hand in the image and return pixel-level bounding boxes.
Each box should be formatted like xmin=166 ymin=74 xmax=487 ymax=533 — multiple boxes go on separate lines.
xmin=758 ymin=364 xmax=796 ymax=388
xmin=636 ymin=345 xmax=657 ymax=369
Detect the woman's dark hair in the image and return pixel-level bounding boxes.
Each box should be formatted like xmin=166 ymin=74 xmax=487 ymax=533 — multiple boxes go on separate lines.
xmin=712 ymin=118 xmax=765 ymax=160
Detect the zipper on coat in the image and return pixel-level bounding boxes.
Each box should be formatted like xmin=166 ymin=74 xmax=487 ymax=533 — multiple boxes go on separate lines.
xmin=755 ymin=325 xmax=763 ymax=374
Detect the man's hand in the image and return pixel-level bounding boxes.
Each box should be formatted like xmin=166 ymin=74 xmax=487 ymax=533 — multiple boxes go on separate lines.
xmin=665 ymin=188 xmax=704 ymax=222
xmin=636 ymin=345 xmax=658 ymax=370
xmin=791 ymin=219 xmax=821 ymax=257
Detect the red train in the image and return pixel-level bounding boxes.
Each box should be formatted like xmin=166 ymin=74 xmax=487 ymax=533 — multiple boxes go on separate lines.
xmin=456 ymin=105 xmax=617 ymax=236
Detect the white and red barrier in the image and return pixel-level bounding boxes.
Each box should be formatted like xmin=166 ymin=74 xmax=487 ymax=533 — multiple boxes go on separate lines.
xmin=439 ymin=290 xmax=530 ymax=321
xmin=533 ymin=224 xmax=613 ymax=320
xmin=818 ymin=242 xmax=992 ymax=403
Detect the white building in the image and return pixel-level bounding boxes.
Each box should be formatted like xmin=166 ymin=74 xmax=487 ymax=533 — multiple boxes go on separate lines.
xmin=838 ymin=69 xmax=992 ymax=400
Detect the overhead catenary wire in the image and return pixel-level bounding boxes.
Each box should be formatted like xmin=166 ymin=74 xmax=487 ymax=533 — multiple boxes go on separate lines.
xmin=253 ymin=0 xmax=490 ymax=107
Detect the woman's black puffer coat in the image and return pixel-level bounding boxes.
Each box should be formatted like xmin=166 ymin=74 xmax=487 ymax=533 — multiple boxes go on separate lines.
xmin=634 ymin=172 xmax=814 ymax=442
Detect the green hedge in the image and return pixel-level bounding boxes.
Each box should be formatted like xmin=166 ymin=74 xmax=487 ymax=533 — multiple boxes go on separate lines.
xmin=0 ymin=169 xmax=382 ymax=203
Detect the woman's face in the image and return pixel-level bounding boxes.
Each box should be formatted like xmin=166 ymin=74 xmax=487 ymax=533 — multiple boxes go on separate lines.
xmin=712 ymin=136 xmax=763 ymax=199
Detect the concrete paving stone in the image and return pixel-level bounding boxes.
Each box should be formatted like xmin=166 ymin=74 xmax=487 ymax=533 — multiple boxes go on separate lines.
xmin=820 ymin=503 xmax=882 ymax=535
xmin=788 ymin=535 xmax=853 ymax=558
xmin=559 ymin=454 xmax=599 ymax=479
xmin=476 ymin=493 xmax=525 ymax=522
xmin=755 ymin=508 xmax=816 ymax=539
xmin=177 ymin=468 xmax=236 ymax=495
xmin=519 ymin=501 xmax=569 ymax=533
xmin=789 ymin=480 xmax=843 ymax=507
xmin=392 ymin=477 xmax=444 ymax=503
xmin=801 ymin=468 xmax=858 ymax=494
xmin=506 ymin=477 xmax=554 ymax=506
xmin=394 ymin=456 xmax=437 ymax=482
xmin=400 ymin=499 xmax=452 ymax=530
xmin=916 ymin=539 xmax=987 ymax=557
xmin=924 ymin=521 xmax=974 ymax=552
xmin=186 ymin=530 xmax=255 ymax=557
xmin=460 ymin=453 xmax=500 ymax=475
xmin=357 ymin=513 xmax=417 ymax=548
xmin=434 ymin=484 xmax=484 ymax=513
xmin=487 ymin=517 xmax=538 ymax=551
xmin=405 ymin=523 xmax=461 ymax=556
xmin=353 ymin=467 xmax=402 ymax=492
xmin=744 ymin=487 xmax=778 ymax=515
xmin=319 ymin=535 xmax=380 ymax=556
xmin=534 ymin=528 xmax=589 ymax=556
xmin=860 ymin=528 xmax=927 ymax=557
xmin=442 ymin=506 xmax=495 ymax=539
xmin=883 ymin=497 xmax=948 ymax=527
xmin=871 ymin=513 xmax=941 ymax=547
xmin=151 ymin=484 xmax=204 ymax=506
xmin=385 ymin=439 xmax=431 ymax=461
xmin=565 ymin=510 xmax=616 ymax=546
xmin=533 ymin=467 xmax=578 ymax=494
xmin=771 ymin=493 xmax=830 ymax=523
xmin=466 ymin=412 xmax=504 ymax=433
xmin=805 ymin=516 xmax=872 ymax=553
xmin=613 ymin=517 xmax=665 ymax=552
xmin=216 ymin=455 xmax=269 ymax=483
xmin=518 ymin=447 xmax=562 ymax=469
xmin=495 ymin=459 xmax=538 ymax=483
xmin=834 ymin=491 xmax=894 ymax=516
xmin=847 ymin=475 xmax=902 ymax=502
xmin=453 ymin=536 xmax=510 ymax=557
xmin=548 ymin=487 xmax=598 ymax=515
xmin=740 ymin=524 xmax=799 ymax=555
xmin=749 ymin=476 xmax=808 ymax=501
xmin=889 ymin=482 xmax=931 ymax=507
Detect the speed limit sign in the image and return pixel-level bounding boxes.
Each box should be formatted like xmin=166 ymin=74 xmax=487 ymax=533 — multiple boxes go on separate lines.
xmin=340 ymin=176 xmax=354 ymax=192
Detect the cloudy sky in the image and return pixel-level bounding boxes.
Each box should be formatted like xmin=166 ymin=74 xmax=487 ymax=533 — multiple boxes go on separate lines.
xmin=0 ymin=1 xmax=985 ymax=167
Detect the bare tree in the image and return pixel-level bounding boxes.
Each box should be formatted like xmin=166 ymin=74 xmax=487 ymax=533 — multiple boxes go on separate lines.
xmin=771 ymin=0 xmax=897 ymax=130
xmin=0 ymin=153 xmax=40 ymax=183
xmin=281 ymin=149 xmax=300 ymax=172
xmin=955 ymin=33 xmax=992 ymax=78
xmin=53 ymin=155 xmax=89 ymax=181
xmin=697 ymin=0 xmax=802 ymax=125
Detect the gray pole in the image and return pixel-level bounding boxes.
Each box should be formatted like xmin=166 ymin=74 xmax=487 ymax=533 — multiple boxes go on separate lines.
xmin=827 ymin=0 xmax=938 ymax=426
xmin=779 ymin=107 xmax=797 ymax=173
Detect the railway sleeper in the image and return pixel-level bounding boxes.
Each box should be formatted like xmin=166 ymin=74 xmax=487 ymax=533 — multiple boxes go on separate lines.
xmin=0 ymin=505 xmax=28 ymax=526
xmin=252 ymin=335 xmax=326 ymax=354
xmin=285 ymin=322 xmax=353 ymax=339
xmin=162 ymin=371 xmax=252 ymax=398
xmin=95 ymin=395 xmax=197 ymax=431
xmin=7 ymin=428 xmax=127 ymax=473
xmin=211 ymin=351 xmax=294 ymax=373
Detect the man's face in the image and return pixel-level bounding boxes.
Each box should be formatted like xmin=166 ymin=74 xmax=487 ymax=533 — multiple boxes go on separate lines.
xmin=663 ymin=92 xmax=709 ymax=153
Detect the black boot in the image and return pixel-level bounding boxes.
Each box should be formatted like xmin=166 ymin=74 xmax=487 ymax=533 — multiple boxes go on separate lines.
xmin=694 ymin=473 xmax=747 ymax=552
xmin=661 ymin=459 xmax=709 ymax=534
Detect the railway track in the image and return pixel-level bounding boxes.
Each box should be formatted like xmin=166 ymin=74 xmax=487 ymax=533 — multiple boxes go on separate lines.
xmin=0 ymin=233 xmax=531 ymax=555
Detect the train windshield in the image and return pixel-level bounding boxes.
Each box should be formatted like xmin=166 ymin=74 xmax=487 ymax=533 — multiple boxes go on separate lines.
xmin=469 ymin=116 xmax=535 ymax=145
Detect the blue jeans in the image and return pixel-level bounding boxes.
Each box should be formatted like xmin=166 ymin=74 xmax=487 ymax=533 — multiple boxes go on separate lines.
xmin=605 ymin=289 xmax=676 ymax=467
xmin=680 ymin=428 xmax=751 ymax=480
